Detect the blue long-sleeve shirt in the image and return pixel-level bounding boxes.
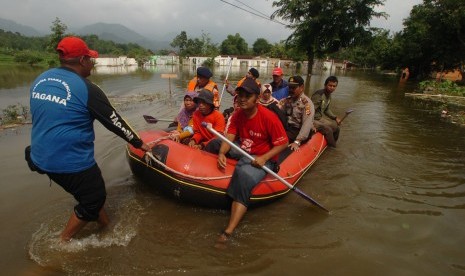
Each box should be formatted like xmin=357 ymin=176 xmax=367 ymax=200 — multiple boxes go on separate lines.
xmin=30 ymin=67 xmax=143 ymax=173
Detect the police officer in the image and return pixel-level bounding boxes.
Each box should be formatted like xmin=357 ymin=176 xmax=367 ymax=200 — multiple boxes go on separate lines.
xmin=279 ymin=76 xmax=316 ymax=151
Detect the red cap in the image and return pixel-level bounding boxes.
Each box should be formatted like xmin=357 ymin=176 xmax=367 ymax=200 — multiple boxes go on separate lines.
xmin=56 ymin=36 xmax=98 ymax=59
xmin=272 ymin=67 xmax=283 ymax=76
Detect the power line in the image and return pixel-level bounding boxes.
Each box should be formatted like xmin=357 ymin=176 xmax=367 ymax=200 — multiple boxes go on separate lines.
xmin=234 ymin=0 xmax=270 ymax=18
xmin=219 ymin=0 xmax=288 ymax=27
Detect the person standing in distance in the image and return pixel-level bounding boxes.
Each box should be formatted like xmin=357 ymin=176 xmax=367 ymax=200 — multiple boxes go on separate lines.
xmin=28 ymin=36 xmax=150 ymax=241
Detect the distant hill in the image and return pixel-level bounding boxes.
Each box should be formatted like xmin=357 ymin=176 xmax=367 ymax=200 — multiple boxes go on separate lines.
xmin=0 ymin=18 xmax=173 ymax=51
xmin=75 ymin=22 xmax=172 ymax=51
xmin=0 ymin=18 xmax=43 ymax=36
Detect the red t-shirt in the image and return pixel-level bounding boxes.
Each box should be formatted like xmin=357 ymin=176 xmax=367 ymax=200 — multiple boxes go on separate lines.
xmin=227 ymin=105 xmax=288 ymax=159
xmin=192 ymin=109 xmax=225 ymax=146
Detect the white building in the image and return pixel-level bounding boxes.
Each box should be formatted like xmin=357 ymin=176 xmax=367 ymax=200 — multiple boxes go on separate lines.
xmin=94 ymin=56 xmax=137 ymax=67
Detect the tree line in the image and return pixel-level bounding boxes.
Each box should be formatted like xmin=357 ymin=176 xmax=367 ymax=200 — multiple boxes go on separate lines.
xmin=271 ymin=0 xmax=464 ymax=81
xmin=0 ymin=18 xmax=153 ymax=66
xmin=1 ymin=0 xmax=464 ymax=83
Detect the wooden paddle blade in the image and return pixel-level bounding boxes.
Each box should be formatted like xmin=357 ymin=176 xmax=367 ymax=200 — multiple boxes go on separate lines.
xmin=143 ymin=115 xmax=158 ymax=124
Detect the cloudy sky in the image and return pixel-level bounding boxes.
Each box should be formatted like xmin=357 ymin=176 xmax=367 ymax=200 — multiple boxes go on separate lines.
xmin=0 ymin=0 xmax=422 ymax=43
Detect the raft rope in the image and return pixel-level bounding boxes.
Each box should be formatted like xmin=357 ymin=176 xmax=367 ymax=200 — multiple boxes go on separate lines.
xmin=141 ymin=135 xmax=326 ymax=183
xmin=144 ymin=136 xmax=234 ymax=181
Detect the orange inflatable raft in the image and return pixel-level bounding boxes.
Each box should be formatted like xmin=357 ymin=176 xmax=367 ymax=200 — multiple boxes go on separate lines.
xmin=126 ymin=130 xmax=327 ymax=209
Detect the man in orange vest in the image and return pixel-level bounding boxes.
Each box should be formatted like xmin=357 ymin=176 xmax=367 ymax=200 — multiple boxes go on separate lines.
xmin=187 ymin=67 xmax=220 ymax=108
xmin=225 ymin=67 xmax=261 ymax=96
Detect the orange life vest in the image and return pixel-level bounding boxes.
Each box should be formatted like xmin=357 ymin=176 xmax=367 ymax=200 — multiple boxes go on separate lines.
xmin=187 ymin=77 xmax=220 ymax=108
xmin=236 ymin=77 xmax=261 ymax=88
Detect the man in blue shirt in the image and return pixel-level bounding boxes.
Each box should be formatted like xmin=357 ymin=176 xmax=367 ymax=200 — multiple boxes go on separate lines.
xmin=29 ymin=36 xmax=150 ymax=241
xmin=269 ymin=67 xmax=289 ymax=100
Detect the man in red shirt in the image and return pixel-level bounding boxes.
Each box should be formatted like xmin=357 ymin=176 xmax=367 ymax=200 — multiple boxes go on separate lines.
xmin=214 ymin=78 xmax=288 ymax=243
xmin=188 ymin=89 xmax=225 ymax=149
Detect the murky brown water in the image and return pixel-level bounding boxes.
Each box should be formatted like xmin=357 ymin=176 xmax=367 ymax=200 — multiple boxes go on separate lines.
xmin=1 ymin=65 xmax=464 ymax=275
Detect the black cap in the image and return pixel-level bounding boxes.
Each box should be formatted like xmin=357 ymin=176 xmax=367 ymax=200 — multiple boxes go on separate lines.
xmin=288 ymin=75 xmax=304 ymax=86
xmin=249 ymin=68 xmax=259 ymax=78
xmin=194 ymin=89 xmax=214 ymax=106
xmin=235 ymin=77 xmax=260 ymax=94
xmin=196 ymin=67 xmax=212 ymax=78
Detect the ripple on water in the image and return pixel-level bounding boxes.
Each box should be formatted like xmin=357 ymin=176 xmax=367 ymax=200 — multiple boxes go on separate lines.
xmin=27 ymin=185 xmax=147 ymax=270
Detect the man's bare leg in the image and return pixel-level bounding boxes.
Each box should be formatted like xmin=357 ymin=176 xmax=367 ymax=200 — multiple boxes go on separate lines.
xmin=218 ymin=201 xmax=247 ymax=242
xmin=97 ymin=207 xmax=110 ymax=228
xmin=60 ymin=213 xmax=87 ymax=242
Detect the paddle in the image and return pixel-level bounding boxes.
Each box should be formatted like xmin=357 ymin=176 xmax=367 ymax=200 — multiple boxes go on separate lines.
xmin=218 ymin=57 xmax=233 ymax=107
xmin=202 ymin=122 xmax=330 ymax=213
xmin=143 ymin=115 xmax=174 ymax=124
xmin=339 ymin=109 xmax=354 ymax=124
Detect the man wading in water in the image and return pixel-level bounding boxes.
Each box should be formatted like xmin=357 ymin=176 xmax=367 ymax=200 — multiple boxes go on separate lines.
xmin=27 ymin=36 xmax=150 ymax=241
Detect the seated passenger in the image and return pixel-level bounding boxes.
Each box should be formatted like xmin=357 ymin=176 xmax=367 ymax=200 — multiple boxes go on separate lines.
xmin=186 ymin=67 xmax=220 ymax=108
xmin=269 ymin=67 xmax=289 ymax=100
xmin=311 ymin=75 xmax=341 ymax=147
xmin=225 ymin=68 xmax=261 ymax=96
xmin=188 ymin=89 xmax=226 ymax=149
xmin=169 ymin=91 xmax=198 ymax=144
xmin=259 ymin=84 xmax=287 ymax=130
xmin=259 ymin=83 xmax=279 ymax=107
xmin=212 ymin=77 xmax=288 ymax=242
xmin=279 ymin=76 xmax=316 ymax=152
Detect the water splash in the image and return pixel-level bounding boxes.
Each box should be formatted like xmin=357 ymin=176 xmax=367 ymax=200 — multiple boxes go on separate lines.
xmin=28 ymin=196 xmax=144 ymax=267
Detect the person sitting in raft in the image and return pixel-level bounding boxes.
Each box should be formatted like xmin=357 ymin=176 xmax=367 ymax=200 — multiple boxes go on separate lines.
xmin=279 ymin=76 xmax=316 ymax=151
xmin=259 ymin=83 xmax=279 ymax=107
xmin=205 ymin=78 xmax=288 ymax=243
xmin=259 ymin=84 xmax=288 ymax=131
xmin=186 ymin=67 xmax=220 ymax=109
xmin=169 ymin=91 xmax=198 ymax=144
xmin=188 ymin=89 xmax=225 ymax=150
xmin=311 ymin=75 xmax=341 ymax=147
xmin=225 ymin=68 xmax=261 ymax=96
xmin=269 ymin=67 xmax=289 ymax=100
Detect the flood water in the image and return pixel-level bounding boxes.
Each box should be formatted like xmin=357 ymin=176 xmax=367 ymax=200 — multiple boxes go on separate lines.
xmin=1 ymin=64 xmax=464 ymax=275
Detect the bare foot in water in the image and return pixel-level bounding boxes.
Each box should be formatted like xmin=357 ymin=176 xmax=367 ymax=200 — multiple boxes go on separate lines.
xmin=214 ymin=231 xmax=232 ymax=249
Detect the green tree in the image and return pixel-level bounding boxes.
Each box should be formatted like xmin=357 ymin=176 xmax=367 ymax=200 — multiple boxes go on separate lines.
xmin=172 ymin=31 xmax=218 ymax=57
xmin=398 ymin=0 xmax=465 ymax=79
xmin=272 ymin=0 xmax=385 ymax=78
xmin=220 ymin=33 xmax=248 ymax=55
xmin=14 ymin=50 xmax=44 ymax=66
xmin=171 ymin=31 xmax=188 ymax=55
xmin=48 ymin=17 xmax=68 ymax=52
xmin=252 ymin=38 xmax=272 ymax=56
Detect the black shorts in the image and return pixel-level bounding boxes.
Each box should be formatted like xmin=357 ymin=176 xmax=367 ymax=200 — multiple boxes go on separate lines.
xmin=47 ymin=164 xmax=106 ymax=221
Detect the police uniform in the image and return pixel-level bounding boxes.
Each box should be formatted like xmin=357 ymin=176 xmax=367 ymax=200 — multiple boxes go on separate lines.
xmin=279 ymin=93 xmax=315 ymax=143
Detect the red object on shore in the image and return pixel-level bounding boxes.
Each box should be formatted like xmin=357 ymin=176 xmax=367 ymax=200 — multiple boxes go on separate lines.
xmin=126 ymin=129 xmax=327 ymax=209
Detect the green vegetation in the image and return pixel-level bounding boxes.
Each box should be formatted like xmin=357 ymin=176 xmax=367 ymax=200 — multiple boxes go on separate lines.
xmin=271 ymin=0 xmax=385 ymax=76
xmin=2 ymin=1 xmax=464 ymax=85
xmin=169 ymin=30 xmax=303 ymax=60
xmin=0 ymin=18 xmax=153 ymax=68
xmin=1 ymin=103 xmax=28 ymax=125
xmin=333 ymin=0 xmax=465 ymax=81
xmin=419 ymin=80 xmax=465 ymax=97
